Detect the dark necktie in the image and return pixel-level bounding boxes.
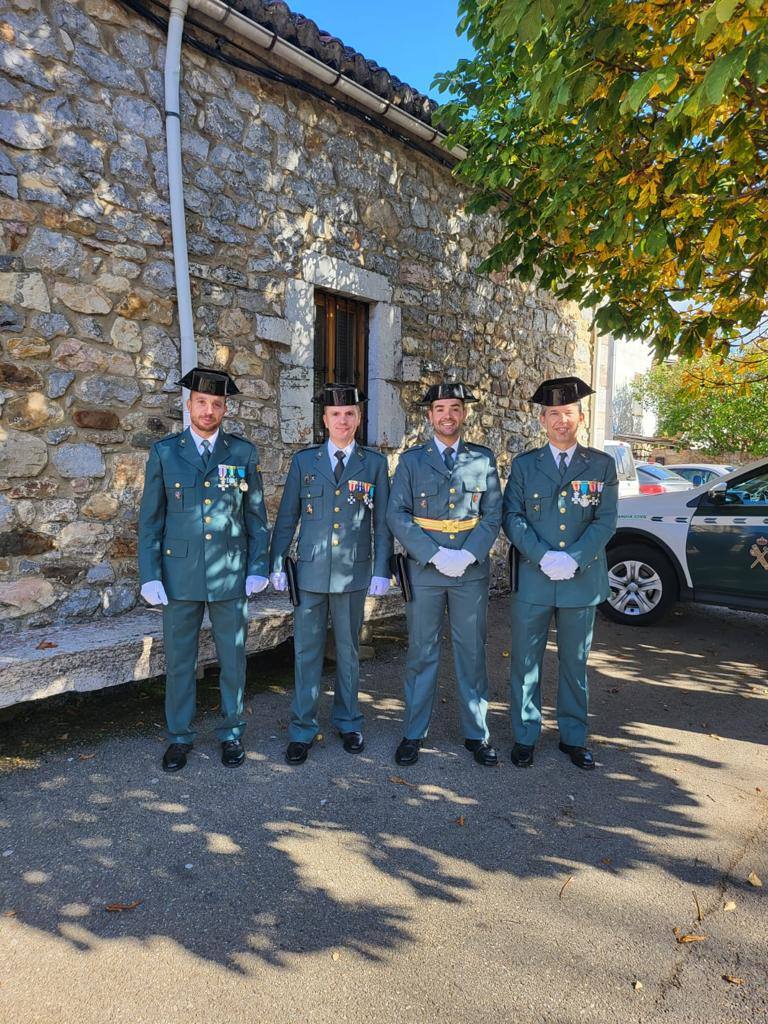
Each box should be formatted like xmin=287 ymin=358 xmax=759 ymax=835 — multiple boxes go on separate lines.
xmin=443 ymin=446 xmax=455 ymax=471
xmin=334 ymin=450 xmax=345 ymax=482
xmin=558 ymin=451 xmax=568 ymax=476
xmin=201 ymin=439 xmax=211 ymax=468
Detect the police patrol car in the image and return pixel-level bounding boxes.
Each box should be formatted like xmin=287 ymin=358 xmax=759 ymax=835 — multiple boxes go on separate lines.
xmin=601 ymin=457 xmax=768 ymax=625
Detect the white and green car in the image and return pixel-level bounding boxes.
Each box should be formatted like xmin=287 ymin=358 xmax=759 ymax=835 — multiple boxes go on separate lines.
xmin=602 ymin=458 xmax=768 ymax=625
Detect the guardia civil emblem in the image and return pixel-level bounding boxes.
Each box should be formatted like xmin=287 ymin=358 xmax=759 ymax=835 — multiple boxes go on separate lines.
xmin=749 ymin=537 xmax=768 ymax=571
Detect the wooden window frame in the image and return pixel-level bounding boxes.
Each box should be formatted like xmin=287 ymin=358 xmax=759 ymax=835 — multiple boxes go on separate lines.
xmin=313 ymin=291 xmax=369 ymax=444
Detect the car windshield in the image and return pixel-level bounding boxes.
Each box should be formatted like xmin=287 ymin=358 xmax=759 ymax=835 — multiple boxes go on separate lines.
xmin=607 ymin=446 xmax=636 ymax=481
xmin=639 ymin=464 xmax=686 ymax=481
xmin=725 ymin=468 xmax=768 ymax=505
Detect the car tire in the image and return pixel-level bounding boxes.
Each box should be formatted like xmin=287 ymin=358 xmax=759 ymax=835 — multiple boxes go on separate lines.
xmin=600 ymin=543 xmax=679 ymax=626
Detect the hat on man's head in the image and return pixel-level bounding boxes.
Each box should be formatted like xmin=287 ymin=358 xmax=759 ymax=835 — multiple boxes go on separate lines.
xmin=530 ymin=376 xmax=594 ymax=407
xmin=177 ymin=366 xmax=240 ymax=397
xmin=311 ymin=382 xmax=367 ymax=406
xmin=419 ymin=382 xmax=479 ymax=406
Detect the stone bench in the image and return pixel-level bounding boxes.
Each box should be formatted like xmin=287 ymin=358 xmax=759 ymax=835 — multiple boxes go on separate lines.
xmin=0 ymin=590 xmax=404 ymax=709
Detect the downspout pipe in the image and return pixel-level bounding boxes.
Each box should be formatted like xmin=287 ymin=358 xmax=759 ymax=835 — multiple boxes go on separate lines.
xmin=164 ymin=0 xmax=196 ymax=426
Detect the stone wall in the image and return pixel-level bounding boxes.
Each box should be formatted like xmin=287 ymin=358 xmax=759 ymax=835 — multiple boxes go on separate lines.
xmin=0 ymin=0 xmax=594 ymax=635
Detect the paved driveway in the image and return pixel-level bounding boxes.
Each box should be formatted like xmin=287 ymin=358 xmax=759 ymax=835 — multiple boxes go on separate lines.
xmin=1 ymin=598 xmax=766 ymax=1024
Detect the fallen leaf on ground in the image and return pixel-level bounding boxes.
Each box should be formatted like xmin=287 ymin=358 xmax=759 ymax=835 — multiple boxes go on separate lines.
xmin=388 ymin=775 xmax=417 ymax=789
xmin=708 ymin=733 xmax=724 ymax=742
xmin=632 ymin=980 xmax=643 ymax=991
xmin=331 ymin=951 xmax=340 ymax=961
xmin=673 ymin=927 xmax=707 ymax=944
xmin=723 ymin=975 xmax=744 ymax=985
xmin=599 ymin=857 xmax=612 ymax=865
xmin=559 ymin=875 xmax=574 ymax=899
xmin=78 ymin=753 xmax=95 ymax=761
xmin=105 ymin=900 xmax=143 ymax=913
xmin=747 ymin=872 xmax=763 ymax=887
xmin=757 ymin=787 xmax=762 ymax=793
xmin=454 ymin=816 xmax=466 ymax=826
xmin=723 ymin=901 xmax=737 ymax=912
xmin=3 ymin=910 xmax=17 ymax=918
xmin=607 ymin=687 xmax=620 ymax=694
xmin=36 ymin=640 xmax=57 ymax=650
xmin=692 ymin=891 xmax=703 ymax=922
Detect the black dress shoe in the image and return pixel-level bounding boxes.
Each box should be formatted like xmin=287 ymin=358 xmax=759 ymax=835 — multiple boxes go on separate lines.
xmin=510 ymin=742 xmax=535 ymax=768
xmin=559 ymin=741 xmax=595 ymax=770
xmin=285 ymin=740 xmax=313 ymax=765
xmin=162 ymin=742 xmax=192 ymax=773
xmin=221 ymin=739 xmax=245 ymax=767
xmin=340 ymin=731 xmax=364 ymax=753
xmin=395 ymin=738 xmax=421 ymax=766
xmin=464 ymin=739 xmax=499 ymax=766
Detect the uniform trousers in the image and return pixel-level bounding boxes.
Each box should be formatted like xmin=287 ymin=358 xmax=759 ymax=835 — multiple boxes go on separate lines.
xmin=403 ymin=577 xmax=490 ymax=741
xmin=289 ymin=588 xmax=367 ymax=743
xmin=509 ymin=600 xmax=596 ymax=747
xmin=162 ymin=597 xmax=248 ymax=744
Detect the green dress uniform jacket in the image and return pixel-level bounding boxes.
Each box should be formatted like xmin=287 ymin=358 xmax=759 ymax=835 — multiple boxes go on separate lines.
xmin=137 ymin=427 xmax=269 ymax=745
xmin=138 ymin=428 xmax=269 ymax=600
xmin=386 ymin=440 xmax=502 ymax=740
xmin=502 ymin=443 xmax=619 ymax=748
xmin=269 ymin=443 xmax=393 ymax=743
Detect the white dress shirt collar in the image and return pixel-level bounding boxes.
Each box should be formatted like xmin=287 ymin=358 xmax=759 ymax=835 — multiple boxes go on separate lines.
xmin=433 ymin=436 xmax=461 ymax=457
xmin=189 ymin=427 xmax=219 ymax=456
xmin=327 ymin=438 xmax=355 ymax=470
xmin=549 ymin=441 xmax=577 ymax=467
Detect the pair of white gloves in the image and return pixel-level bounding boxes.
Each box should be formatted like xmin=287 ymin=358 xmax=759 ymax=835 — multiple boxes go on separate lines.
xmin=429 ymin=547 xmax=475 ymax=579
xmin=140 ymin=575 xmax=269 ymax=605
xmin=269 ymin=573 xmax=391 ymax=597
xmin=539 ymin=551 xmax=578 ymax=581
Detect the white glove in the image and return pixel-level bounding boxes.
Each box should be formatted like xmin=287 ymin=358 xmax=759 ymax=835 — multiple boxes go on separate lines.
xmin=539 ymin=552 xmax=578 ymax=580
xmin=430 ymin=547 xmax=474 ymax=578
xmin=430 ymin=547 xmax=460 ymax=577
xmin=245 ymin=575 xmax=269 ymax=596
xmin=450 ymin=549 xmax=475 ymax=577
xmin=141 ymin=580 xmax=168 ymax=606
xmin=270 ymin=571 xmax=288 ymax=592
xmin=368 ymin=575 xmax=391 ymax=597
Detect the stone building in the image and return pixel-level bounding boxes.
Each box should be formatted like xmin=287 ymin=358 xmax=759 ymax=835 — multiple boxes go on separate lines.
xmin=0 ymin=0 xmax=595 ymax=679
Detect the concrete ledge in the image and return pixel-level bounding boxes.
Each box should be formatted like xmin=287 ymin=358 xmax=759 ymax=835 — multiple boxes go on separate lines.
xmin=0 ymin=591 xmax=404 ymax=709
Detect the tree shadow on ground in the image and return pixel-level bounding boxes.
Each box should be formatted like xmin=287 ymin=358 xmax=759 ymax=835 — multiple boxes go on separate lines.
xmin=0 ymin=600 xmax=765 ymax=972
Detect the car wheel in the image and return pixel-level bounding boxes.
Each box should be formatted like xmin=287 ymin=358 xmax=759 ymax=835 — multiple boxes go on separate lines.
xmin=600 ymin=544 xmax=679 ymax=626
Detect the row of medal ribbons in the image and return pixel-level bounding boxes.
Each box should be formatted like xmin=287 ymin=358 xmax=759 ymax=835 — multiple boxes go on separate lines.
xmin=218 ymin=465 xmax=248 ymax=491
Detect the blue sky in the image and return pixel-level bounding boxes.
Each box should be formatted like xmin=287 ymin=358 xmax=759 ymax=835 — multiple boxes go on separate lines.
xmin=287 ymin=0 xmax=473 ymax=99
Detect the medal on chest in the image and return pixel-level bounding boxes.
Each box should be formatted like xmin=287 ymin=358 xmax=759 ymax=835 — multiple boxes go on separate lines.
xmin=347 ymin=480 xmax=375 ymax=510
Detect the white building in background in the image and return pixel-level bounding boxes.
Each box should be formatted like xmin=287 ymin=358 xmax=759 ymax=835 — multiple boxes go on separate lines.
xmin=591 ymin=334 xmax=658 ymax=445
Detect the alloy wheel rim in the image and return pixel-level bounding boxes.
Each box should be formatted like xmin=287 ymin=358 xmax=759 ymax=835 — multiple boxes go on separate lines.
xmin=607 ymin=559 xmax=663 ymax=616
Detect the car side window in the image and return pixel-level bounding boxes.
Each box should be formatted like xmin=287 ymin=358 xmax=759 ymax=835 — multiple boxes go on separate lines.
xmin=721 ymin=468 xmax=768 ymax=506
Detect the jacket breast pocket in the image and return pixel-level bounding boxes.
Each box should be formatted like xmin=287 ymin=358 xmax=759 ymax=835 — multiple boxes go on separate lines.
xmin=166 ymin=472 xmax=198 ymax=512
xmin=414 ymin=477 xmax=441 ymax=516
xmin=524 ymin=492 xmax=549 ymax=521
xmin=297 ymin=539 xmax=316 ymax=562
xmin=463 ymin=478 xmax=486 ymax=512
xmin=300 ymin=484 xmax=323 ymax=521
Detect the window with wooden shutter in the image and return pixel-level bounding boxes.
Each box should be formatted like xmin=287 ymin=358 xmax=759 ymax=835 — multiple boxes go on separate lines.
xmin=313 ymin=291 xmax=369 ymax=443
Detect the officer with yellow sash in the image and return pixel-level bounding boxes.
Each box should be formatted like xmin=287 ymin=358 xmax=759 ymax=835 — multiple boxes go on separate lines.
xmin=386 ymin=383 xmax=502 ymax=767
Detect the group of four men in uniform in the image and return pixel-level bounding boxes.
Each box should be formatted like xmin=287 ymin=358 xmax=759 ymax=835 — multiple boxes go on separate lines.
xmin=138 ymin=367 xmax=618 ymax=774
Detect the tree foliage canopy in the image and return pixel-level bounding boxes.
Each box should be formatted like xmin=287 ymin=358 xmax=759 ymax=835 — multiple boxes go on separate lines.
xmin=434 ymin=0 xmax=768 ymax=373
xmin=632 ymin=351 xmax=768 ymax=455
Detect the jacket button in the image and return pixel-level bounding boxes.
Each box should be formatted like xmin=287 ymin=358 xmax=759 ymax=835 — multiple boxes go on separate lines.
xmin=204 ymin=481 xmax=211 ymax=488
xmin=174 ymin=482 xmax=181 ymax=488
xmin=559 ymin=541 xmax=566 ymax=548
xmin=205 ymin=516 xmax=212 ymax=524
xmin=449 ymin=487 xmax=456 ymax=494
xmin=449 ymin=534 xmax=456 ymax=540
xmin=335 ymin=489 xmax=341 ymax=496
xmin=533 ymin=493 xmax=539 ymax=498
xmin=332 ymin=538 xmax=339 ymax=546
xmin=449 ymin=502 xmax=455 ymax=509
xmin=560 ymin=524 xmax=566 ymax=531
xmin=560 ymin=507 xmax=566 ymax=514
xmin=420 ymin=492 xmax=426 ymax=497
xmin=165 ymin=548 xmax=171 ymax=555
xmin=334 ymin=506 xmax=340 ymax=512
xmin=333 ymin=523 xmax=340 ymax=529
xmin=204 ymin=498 xmax=212 ymax=505
xmin=561 ymin=491 xmax=567 ymax=497
xmin=205 ymin=533 xmax=212 ymax=540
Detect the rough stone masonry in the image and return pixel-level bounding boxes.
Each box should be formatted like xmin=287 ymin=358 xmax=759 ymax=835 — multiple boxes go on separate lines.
xmin=0 ymin=0 xmax=594 ymax=636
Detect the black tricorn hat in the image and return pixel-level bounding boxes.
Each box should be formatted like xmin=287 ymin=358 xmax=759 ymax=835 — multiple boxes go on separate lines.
xmin=530 ymin=376 xmax=594 ymax=407
xmin=311 ymin=382 xmax=367 ymax=406
xmin=419 ymin=382 xmax=479 ymax=406
xmin=177 ymin=366 xmax=240 ymax=397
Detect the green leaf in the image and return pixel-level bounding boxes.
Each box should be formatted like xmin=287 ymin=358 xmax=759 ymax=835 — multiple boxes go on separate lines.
xmin=621 ymin=71 xmax=655 ymax=114
xmin=715 ymin=0 xmax=739 ymax=22
xmin=695 ymin=4 xmax=721 ymax=46
xmin=702 ymin=49 xmax=746 ymax=106
xmin=746 ymin=45 xmax=768 ymax=87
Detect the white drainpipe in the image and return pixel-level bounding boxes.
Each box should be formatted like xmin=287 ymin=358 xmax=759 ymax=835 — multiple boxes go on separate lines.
xmin=164 ymin=0 xmax=196 ymax=425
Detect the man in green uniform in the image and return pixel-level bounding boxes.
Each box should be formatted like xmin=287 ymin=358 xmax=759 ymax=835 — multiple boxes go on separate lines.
xmin=269 ymin=383 xmax=393 ymax=765
xmin=386 ymin=383 xmax=502 ymax=767
xmin=138 ymin=366 xmax=269 ymax=773
xmin=503 ymin=376 xmax=618 ymax=770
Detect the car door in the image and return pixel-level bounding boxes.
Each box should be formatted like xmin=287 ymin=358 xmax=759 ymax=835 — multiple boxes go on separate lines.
xmin=687 ymin=464 xmax=768 ymax=606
